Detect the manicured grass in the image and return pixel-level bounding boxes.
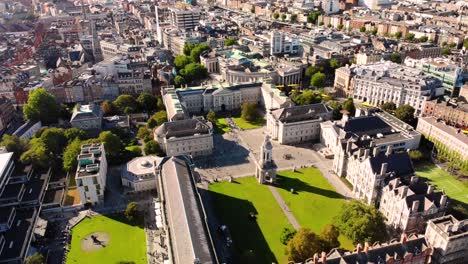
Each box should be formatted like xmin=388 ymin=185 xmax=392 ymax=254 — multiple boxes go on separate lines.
xmin=233 ymin=116 xmax=265 ymax=130
xmin=67 ymin=214 xmax=147 ymax=264
xmin=415 ymin=163 xmax=468 ymax=204
xmin=209 ymin=177 xmax=292 ymax=263
xmin=214 ymin=117 xmax=231 ymax=134
xmin=275 ymin=168 xmax=354 ymax=250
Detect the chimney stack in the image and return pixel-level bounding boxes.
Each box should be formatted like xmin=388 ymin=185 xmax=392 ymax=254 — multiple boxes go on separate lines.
xmin=321 ymin=252 xmax=327 ymax=263
xmin=400 ymin=233 xmax=407 ymax=243
xmin=346 ymin=140 xmax=352 ymax=153
xmin=364 ymin=242 xmax=369 ymax=254
xmin=380 ymin=163 xmax=388 ymax=175
xmin=412 ymin=200 xmax=420 ymax=213
xmin=373 ymin=146 xmax=379 ymax=157
xmin=364 ymin=148 xmax=370 ymax=159
xmin=356 ymin=243 xmax=362 ymax=253
xmin=410 ymin=176 xmax=418 ymax=184
xmin=385 ymin=145 xmax=393 ymax=156
xmin=440 ymin=195 xmax=448 ymax=207
xmin=313 ymin=253 xmax=319 ymax=264
xmin=401 ymin=186 xmax=408 ymax=198
xmin=427 ymin=185 xmax=435 ymax=195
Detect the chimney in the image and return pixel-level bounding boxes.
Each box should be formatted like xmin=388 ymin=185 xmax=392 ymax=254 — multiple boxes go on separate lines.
xmin=394 ymin=178 xmax=400 ymax=187
xmin=364 ymin=242 xmax=370 ymax=254
xmin=380 ymin=163 xmax=388 ymax=175
xmin=385 ymin=145 xmax=393 ymax=156
xmin=341 ymin=112 xmax=349 ymax=125
xmin=401 ymin=186 xmax=408 ymax=198
xmin=444 ymin=224 xmax=453 ymax=233
xmin=412 ymin=200 xmax=420 ymax=213
xmin=356 ymin=243 xmax=362 ymax=253
xmin=373 ymin=147 xmax=379 ymax=157
xmin=321 ymin=252 xmax=327 ymax=263
xmin=346 ymin=140 xmax=352 ymax=153
xmin=400 ymin=233 xmax=407 ymax=243
xmin=427 ymin=185 xmax=435 ymax=195
xmin=313 ymin=253 xmax=319 ymax=264
xmin=410 ymin=176 xmax=418 ymax=184
xmin=370 ymin=141 xmax=375 ymax=148
xmin=440 ymin=195 xmax=448 ymax=207
xmin=364 ymin=148 xmax=370 ymax=159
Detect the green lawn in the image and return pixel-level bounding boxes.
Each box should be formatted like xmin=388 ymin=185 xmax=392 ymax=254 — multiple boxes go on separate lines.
xmin=275 ymin=168 xmax=354 ymax=250
xmin=214 ymin=117 xmax=231 ymax=134
xmin=415 ymin=163 xmax=468 ymax=204
xmin=233 ymin=116 xmax=265 ymax=130
xmin=209 ymin=177 xmax=292 ymax=264
xmin=67 ymin=214 xmax=147 ymax=264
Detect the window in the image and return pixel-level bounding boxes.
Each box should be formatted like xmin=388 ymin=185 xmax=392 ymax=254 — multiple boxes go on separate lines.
xmin=96 ymin=184 xmax=101 ymax=190
xmin=92 ymin=177 xmax=98 ymax=184
xmin=84 ymin=186 xmax=89 ymax=192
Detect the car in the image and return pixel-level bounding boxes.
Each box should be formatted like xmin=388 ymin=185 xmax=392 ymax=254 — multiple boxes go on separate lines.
xmin=218 ymin=225 xmax=233 ymax=247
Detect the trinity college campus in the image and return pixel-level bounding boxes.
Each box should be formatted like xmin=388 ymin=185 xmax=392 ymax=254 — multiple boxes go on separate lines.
xmin=1 ymin=0 xmax=468 ymax=264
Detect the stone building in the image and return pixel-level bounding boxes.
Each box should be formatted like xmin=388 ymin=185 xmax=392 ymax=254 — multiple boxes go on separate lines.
xmin=121 ymin=156 xmax=163 ymax=193
xmin=154 ymin=117 xmax=214 ymax=157
xmin=75 ymin=143 xmax=107 ymax=205
xmin=422 ymin=100 xmax=467 ymax=129
xmin=425 ymin=215 xmax=468 ymax=264
xmin=0 ymin=97 xmax=15 ymax=132
xmin=267 ymin=103 xmax=332 ymax=145
xmin=380 ymin=177 xmax=448 ymax=233
xmin=256 ymin=135 xmax=277 ymax=184
xmin=70 ymin=103 xmax=103 ymax=133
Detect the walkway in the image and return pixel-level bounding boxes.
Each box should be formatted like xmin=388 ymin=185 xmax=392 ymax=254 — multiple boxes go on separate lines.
xmin=268 ymin=185 xmax=300 ymax=230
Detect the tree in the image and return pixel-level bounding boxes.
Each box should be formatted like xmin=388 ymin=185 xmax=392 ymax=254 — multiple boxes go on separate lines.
xmin=101 ymin=100 xmax=117 ymax=116
xmin=40 ymin=128 xmax=67 ymax=156
xmin=418 ymin=36 xmax=428 ymax=43
xmin=174 ymin=75 xmax=186 ymax=87
xmin=174 ymin=55 xmax=191 ymax=69
xmin=224 ymin=37 xmax=236 ymax=46
xmin=23 ymin=88 xmax=60 ymax=124
xmin=448 ymin=42 xmax=456 ymax=48
xmin=395 ymin=104 xmax=415 ymax=124
xmin=63 ymin=138 xmax=82 ymax=171
xmin=150 ymin=111 xmax=168 ymax=127
xmin=114 ymin=95 xmax=138 ymax=114
xmin=360 ymin=26 xmax=366 ymax=32
xmin=381 ymin=102 xmax=396 ymax=112
xmin=126 ymin=145 xmax=142 ymax=157
xmin=250 ymin=8 xmax=255 ymax=13
xmin=305 ymin=65 xmax=323 ymax=77
xmin=125 ymin=202 xmax=139 ymax=222
xmin=329 ymin=58 xmax=341 ymax=70
xmin=281 ymin=14 xmax=287 ymax=21
xmin=137 ymin=126 xmax=152 ymax=142
xmin=343 ymin=98 xmax=356 ymax=116
xmin=0 ymin=135 xmax=29 ymax=161
xmin=405 ymin=33 xmax=415 ymax=41
xmin=273 ymin=13 xmax=279 ymax=20
xmin=147 ymin=118 xmax=158 ymax=129
xmin=98 ymin=131 xmax=123 ymax=161
xmin=319 ymin=21 xmax=324 ymax=26
xmin=156 ymin=96 xmax=165 ymax=111
xmin=293 ymin=90 xmax=322 ymax=105
xmin=327 ymin=24 xmax=332 ymax=28
xmin=442 ymin=47 xmax=450 ymax=55
xmin=371 ymin=28 xmax=378 ymax=35
xmin=137 ymin=92 xmax=158 ymax=113
xmin=144 ymin=140 xmax=162 ymax=155
xmin=280 ymin=227 xmax=297 ymax=245
xmin=181 ymin=63 xmax=208 ymax=82
xmin=307 ymin=11 xmax=321 ymax=24
xmin=290 ymin=14 xmax=297 ymax=23
xmin=319 ymin=224 xmax=340 ymax=252
xmin=20 ymin=138 xmax=52 ymax=169
xmin=241 ymin=102 xmax=258 ymax=122
xmin=389 ymin=53 xmax=401 ymax=63
xmin=334 ymin=200 xmax=387 ymax=244
xmin=310 ymin=72 xmax=326 ymax=88
xmin=464 ymin=39 xmax=468 ymax=49
xmin=337 ymin=24 xmax=344 ymax=30
xmin=286 ymin=228 xmax=322 ymax=262
xmin=65 ymin=128 xmax=87 ymax=142
xmin=183 ymin=43 xmax=196 ymax=56
xmin=409 ymin=149 xmax=424 ymax=161
xmin=207 ymin=109 xmax=216 ymax=124
xmin=328 ymin=101 xmax=343 ymax=120
xmin=189 ymin=44 xmax=210 ymax=63
xmin=25 ymin=252 xmax=44 ymax=264
xmin=394 ymin=31 xmax=402 ymax=39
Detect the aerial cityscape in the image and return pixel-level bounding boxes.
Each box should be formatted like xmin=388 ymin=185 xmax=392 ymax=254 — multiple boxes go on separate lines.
xmin=0 ymin=0 xmax=467 ymax=263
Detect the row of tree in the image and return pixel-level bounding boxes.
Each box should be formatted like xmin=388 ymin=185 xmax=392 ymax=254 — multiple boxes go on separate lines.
xmin=173 ymin=43 xmax=210 ymax=87
xmin=101 ymin=93 xmax=164 ymax=116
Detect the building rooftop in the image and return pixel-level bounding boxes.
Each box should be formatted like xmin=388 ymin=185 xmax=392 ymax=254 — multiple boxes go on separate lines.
xmin=418 ymin=116 xmax=468 ymax=145
xmin=75 ymin=143 xmax=105 ymax=178
xmin=123 ymin=156 xmax=163 ymax=181
xmin=155 ymin=118 xmax=213 ymax=139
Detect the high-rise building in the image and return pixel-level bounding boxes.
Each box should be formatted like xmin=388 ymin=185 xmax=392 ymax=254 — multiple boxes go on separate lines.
xmin=75 ymin=143 xmax=107 ymax=205
xmin=168 ymin=6 xmax=201 ymax=30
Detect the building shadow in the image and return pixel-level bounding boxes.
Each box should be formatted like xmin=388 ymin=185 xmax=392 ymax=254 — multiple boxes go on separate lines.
xmin=199 ymin=188 xmax=278 ymax=264
xmin=275 ymin=175 xmax=344 ymax=199
xmin=194 ymin=135 xmax=251 ymax=168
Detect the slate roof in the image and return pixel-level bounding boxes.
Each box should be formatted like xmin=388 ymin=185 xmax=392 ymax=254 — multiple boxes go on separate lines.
xmin=271 ymin=103 xmax=331 ymax=123
xmin=155 ymin=118 xmax=212 ymax=138
xmin=368 ymin=152 xmax=414 ymax=177
xmin=342 ymin=116 xmax=392 ymax=137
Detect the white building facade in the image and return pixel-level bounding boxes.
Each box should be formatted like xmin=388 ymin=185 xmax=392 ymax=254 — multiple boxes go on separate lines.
xmin=75 ymin=143 xmax=107 ymax=205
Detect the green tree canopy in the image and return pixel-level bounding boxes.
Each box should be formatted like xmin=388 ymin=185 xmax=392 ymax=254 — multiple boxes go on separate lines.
xmin=174 ymin=75 xmax=186 ymax=87
xmin=329 ymin=58 xmax=341 ymax=70
xmin=395 ymin=104 xmax=415 ymax=124
xmin=464 ymin=39 xmax=468 ymax=49
xmin=389 ymin=53 xmax=401 ymax=63
xmin=40 ymin=128 xmax=67 ymax=156
xmin=418 ymin=36 xmax=428 ymax=42
xmin=207 ymin=109 xmax=216 ymax=124
xmin=293 ymin=90 xmax=322 ymax=105
xmin=405 ymin=33 xmax=415 ymax=41
xmin=98 ymin=131 xmax=123 ymax=161
xmin=394 ymin=31 xmax=402 ymax=39
xmin=137 ymin=126 xmax=152 ymax=142
xmin=290 ymin=14 xmax=297 ymax=22
xmin=343 ymin=98 xmax=356 ymax=116
xmin=224 ymin=37 xmax=236 ymax=46
xmin=101 ymin=100 xmax=117 ymax=116
xmin=328 ymin=101 xmax=343 ymax=120
xmin=310 ymin=72 xmax=326 ymax=88
xmin=114 ymin=95 xmax=138 ymax=114
xmin=241 ymin=102 xmax=258 ymax=122
xmin=442 ymin=47 xmax=450 ymax=55
xmin=334 ymin=200 xmax=387 ymax=244
xmin=144 ymin=140 xmax=162 ymax=156
xmin=307 ymin=11 xmax=321 ymax=24
xmin=181 ymin=63 xmax=208 ymax=82
xmin=174 ymin=55 xmax=191 ymax=69
xmin=305 ymin=65 xmax=324 ymax=77
xmin=23 ymin=88 xmax=60 ymax=124
xmin=125 ymin=202 xmax=139 ymax=222
xmin=150 ymin=111 xmax=168 ymax=127
xmin=286 ymin=228 xmax=322 ymax=262
xmin=360 ymin=26 xmax=366 ymax=32
xmin=126 ymin=145 xmax=142 ymax=158
xmin=280 ymin=227 xmax=297 ymax=245
xmin=189 ymin=44 xmax=210 ymax=63
xmin=65 ymin=128 xmax=87 ymax=142
xmin=63 ymin=138 xmax=82 ymax=171
xmin=319 ymin=224 xmax=340 ymax=252
xmin=183 ymin=43 xmax=197 ymax=56
xmin=337 ymin=24 xmax=344 ymax=30
xmin=381 ymin=102 xmax=396 ymax=112
xmin=137 ymin=92 xmax=158 ymax=113
xmin=273 ymin=13 xmax=279 ymax=20
xmin=25 ymin=252 xmax=45 ymax=264
xmin=0 ymin=135 xmax=29 ymax=161
xmin=281 ymin=14 xmax=287 ymax=21
xmin=20 ymin=138 xmax=52 ymax=169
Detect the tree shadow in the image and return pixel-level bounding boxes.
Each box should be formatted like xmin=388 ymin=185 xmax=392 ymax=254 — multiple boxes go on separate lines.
xmin=275 ymin=175 xmax=344 ymax=199
xmin=201 ymin=189 xmax=278 ymax=264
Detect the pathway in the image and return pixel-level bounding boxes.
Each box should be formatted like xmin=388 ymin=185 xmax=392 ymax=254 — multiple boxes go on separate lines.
xmin=268 ymin=185 xmax=300 ymax=230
